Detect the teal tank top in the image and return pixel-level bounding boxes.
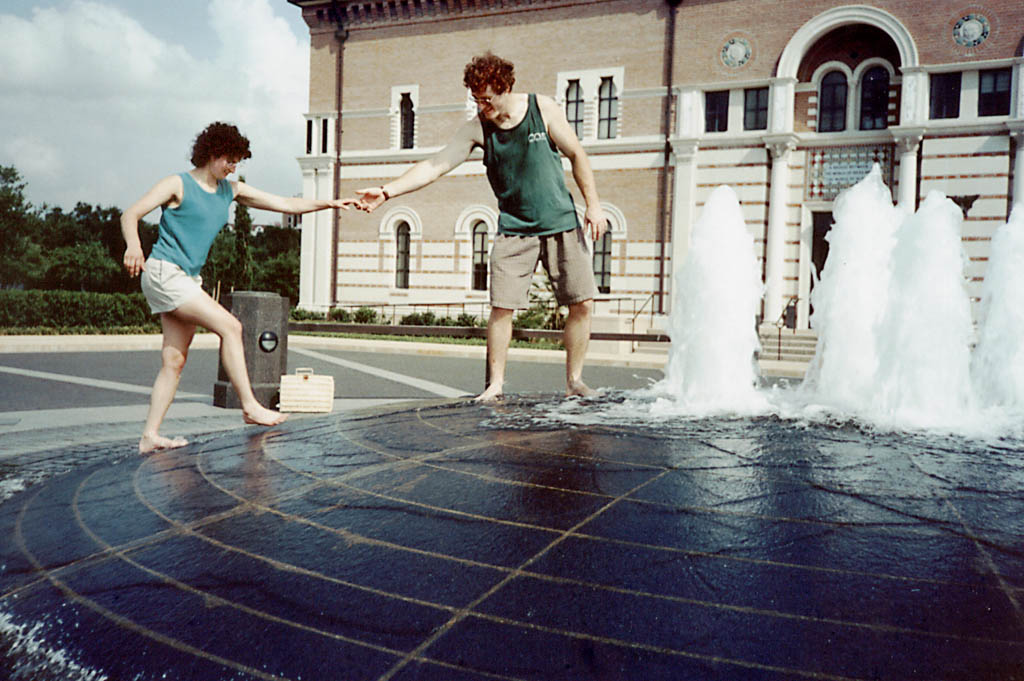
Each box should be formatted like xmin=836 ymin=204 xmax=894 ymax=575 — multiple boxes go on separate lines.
xmin=482 ymin=94 xmax=580 ymax=236
xmin=150 ymin=172 xmax=234 ymax=276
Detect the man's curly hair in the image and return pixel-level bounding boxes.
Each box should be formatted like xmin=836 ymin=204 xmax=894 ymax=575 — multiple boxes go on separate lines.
xmin=190 ymin=122 xmax=252 ymax=167
xmin=463 ymin=53 xmax=515 ymax=94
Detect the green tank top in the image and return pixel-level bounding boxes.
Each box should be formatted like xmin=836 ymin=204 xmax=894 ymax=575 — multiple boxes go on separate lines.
xmin=482 ymin=94 xmax=580 ymax=236
xmin=150 ymin=172 xmax=233 ymax=276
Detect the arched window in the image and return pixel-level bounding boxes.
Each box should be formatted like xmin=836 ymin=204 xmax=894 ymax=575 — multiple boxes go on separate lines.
xmin=472 ymin=221 xmax=488 ymax=291
xmin=395 ymin=222 xmax=410 ymax=289
xmin=598 ymin=77 xmax=618 ymax=140
xmin=859 ymin=66 xmax=889 ymax=130
xmin=592 ymin=231 xmax=612 ymax=294
xmin=565 ymin=80 xmax=584 ymax=139
xmin=818 ymin=71 xmax=847 ymax=132
xmin=400 ymin=93 xmax=415 ymax=149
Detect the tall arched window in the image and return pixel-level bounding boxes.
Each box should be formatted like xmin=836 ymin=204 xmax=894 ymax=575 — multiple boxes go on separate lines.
xmin=818 ymin=71 xmax=847 ymax=132
xmin=565 ymin=80 xmax=584 ymax=139
xmin=472 ymin=221 xmax=488 ymax=291
xmin=400 ymin=93 xmax=415 ymax=149
xmin=859 ymin=67 xmax=890 ymax=130
xmin=395 ymin=222 xmax=410 ymax=289
xmin=598 ymin=77 xmax=618 ymax=140
xmin=592 ymin=231 xmax=612 ymax=294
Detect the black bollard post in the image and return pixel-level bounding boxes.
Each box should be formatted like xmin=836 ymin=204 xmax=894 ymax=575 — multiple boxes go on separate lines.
xmin=213 ymin=291 xmax=290 ymax=410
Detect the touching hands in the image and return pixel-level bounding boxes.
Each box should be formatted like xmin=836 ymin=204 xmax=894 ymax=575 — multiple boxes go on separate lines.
xmin=332 ymin=198 xmax=363 ymax=210
xmin=354 ymin=186 xmax=388 ymax=213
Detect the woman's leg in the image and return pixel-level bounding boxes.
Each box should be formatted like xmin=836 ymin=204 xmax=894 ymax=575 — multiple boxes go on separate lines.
xmin=172 ymin=290 xmax=287 ymax=427
xmin=139 ymin=312 xmax=195 ymax=454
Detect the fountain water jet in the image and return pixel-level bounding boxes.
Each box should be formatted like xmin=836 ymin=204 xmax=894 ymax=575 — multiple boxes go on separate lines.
xmin=649 ymin=185 xmax=767 ymax=416
xmin=972 ymin=205 xmax=1024 ymax=409
xmin=800 ymin=164 xmax=902 ymax=413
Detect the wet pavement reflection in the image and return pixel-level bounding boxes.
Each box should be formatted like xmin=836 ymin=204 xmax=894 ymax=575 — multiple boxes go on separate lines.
xmin=0 ymin=397 xmax=1022 ymax=680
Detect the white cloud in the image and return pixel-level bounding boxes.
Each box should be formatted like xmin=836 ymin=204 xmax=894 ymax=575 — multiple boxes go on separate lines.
xmin=0 ymin=0 xmax=309 ymax=223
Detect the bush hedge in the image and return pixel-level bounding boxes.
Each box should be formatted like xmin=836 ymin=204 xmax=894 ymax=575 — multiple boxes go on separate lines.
xmin=0 ymin=289 xmax=152 ymax=328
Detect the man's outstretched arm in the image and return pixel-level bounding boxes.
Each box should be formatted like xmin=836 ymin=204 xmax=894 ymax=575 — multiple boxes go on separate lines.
xmin=356 ymin=119 xmax=481 ymax=212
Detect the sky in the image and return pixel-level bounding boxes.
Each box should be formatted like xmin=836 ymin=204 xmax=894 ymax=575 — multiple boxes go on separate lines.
xmin=0 ymin=0 xmax=312 ymax=225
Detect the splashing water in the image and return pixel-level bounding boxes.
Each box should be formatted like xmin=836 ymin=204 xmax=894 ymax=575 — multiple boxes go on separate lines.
xmin=648 ymin=185 xmax=768 ymax=416
xmin=801 ymin=164 xmax=902 ymax=412
xmin=972 ymin=205 xmax=1024 ymax=409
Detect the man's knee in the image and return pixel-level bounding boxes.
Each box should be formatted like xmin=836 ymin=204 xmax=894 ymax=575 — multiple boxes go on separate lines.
xmin=567 ymin=299 xmax=593 ymax=318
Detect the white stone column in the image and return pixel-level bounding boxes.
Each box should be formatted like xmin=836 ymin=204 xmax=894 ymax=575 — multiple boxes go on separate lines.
xmin=763 ymin=136 xmax=797 ymax=325
xmin=297 ymin=161 xmax=334 ymax=312
xmin=899 ymin=68 xmax=928 ymax=126
xmin=1009 ymin=124 xmax=1024 ymax=210
xmin=892 ymin=129 xmax=924 ymax=211
xmin=668 ymin=139 xmax=699 ymax=312
xmin=769 ymin=78 xmax=796 ymax=134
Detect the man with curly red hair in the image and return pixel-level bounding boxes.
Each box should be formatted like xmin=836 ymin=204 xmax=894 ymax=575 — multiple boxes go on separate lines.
xmin=358 ymin=53 xmax=608 ymax=402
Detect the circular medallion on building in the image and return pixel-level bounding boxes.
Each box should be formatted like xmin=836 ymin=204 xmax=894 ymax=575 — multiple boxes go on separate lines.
xmin=721 ymin=37 xmax=752 ymax=68
xmin=952 ymin=12 xmax=990 ymax=47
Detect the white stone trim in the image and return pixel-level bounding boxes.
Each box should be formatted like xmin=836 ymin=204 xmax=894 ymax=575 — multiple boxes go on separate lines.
xmin=454 ymin=205 xmax=499 ymax=236
xmin=378 ymin=206 xmax=423 ymax=237
xmin=778 ymin=5 xmax=919 ymax=80
xmin=555 ymin=67 xmax=625 ymax=140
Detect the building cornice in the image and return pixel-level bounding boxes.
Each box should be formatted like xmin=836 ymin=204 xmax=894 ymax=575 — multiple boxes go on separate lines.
xmin=289 ymin=0 xmax=623 ymax=32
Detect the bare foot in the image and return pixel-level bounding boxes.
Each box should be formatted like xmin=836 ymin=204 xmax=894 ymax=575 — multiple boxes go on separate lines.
xmin=139 ymin=433 xmax=189 ymax=454
xmin=243 ymin=404 xmax=288 ymax=427
xmin=565 ymin=381 xmax=599 ymax=399
xmin=473 ymin=383 xmax=504 ymax=403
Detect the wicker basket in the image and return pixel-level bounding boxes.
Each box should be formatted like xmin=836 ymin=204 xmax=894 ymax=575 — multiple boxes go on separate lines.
xmin=279 ymin=368 xmax=334 ymax=413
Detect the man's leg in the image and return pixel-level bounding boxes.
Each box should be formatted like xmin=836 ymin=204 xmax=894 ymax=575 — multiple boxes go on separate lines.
xmin=476 ymin=306 xmax=514 ymax=402
xmin=563 ymin=298 xmax=597 ymax=397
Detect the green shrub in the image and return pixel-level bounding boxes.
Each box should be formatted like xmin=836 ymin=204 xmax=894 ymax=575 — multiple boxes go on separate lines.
xmin=0 ymin=289 xmax=151 ymax=328
xmin=352 ymin=306 xmax=382 ymax=324
xmin=289 ymin=307 xmax=324 ymax=321
xmin=328 ymin=307 xmax=352 ymax=322
xmin=454 ymin=312 xmax=482 ymax=327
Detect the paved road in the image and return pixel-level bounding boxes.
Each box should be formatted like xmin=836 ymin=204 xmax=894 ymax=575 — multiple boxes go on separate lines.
xmin=0 ymin=337 xmax=666 ymax=458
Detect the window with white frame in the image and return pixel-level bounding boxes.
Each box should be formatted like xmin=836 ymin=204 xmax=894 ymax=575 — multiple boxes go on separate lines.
xmin=472 ymin=222 xmax=488 ymax=291
xmin=555 ymin=68 xmax=624 ymax=141
xmin=978 ymin=68 xmax=1011 ymax=117
xmin=565 ymin=80 xmax=584 ymax=138
xmin=818 ymin=71 xmax=848 ymax=132
xmin=395 ymin=222 xmax=411 ymax=289
xmin=598 ymin=77 xmax=618 ymax=139
xmin=391 ymin=86 xmax=419 ymax=150
xmin=592 ymin=231 xmax=612 ymax=294
xmin=859 ymin=66 xmax=890 ymax=130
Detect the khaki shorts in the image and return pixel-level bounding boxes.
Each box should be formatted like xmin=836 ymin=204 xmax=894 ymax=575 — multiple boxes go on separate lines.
xmin=140 ymin=258 xmax=204 ymax=314
xmin=489 ymin=228 xmax=598 ymax=310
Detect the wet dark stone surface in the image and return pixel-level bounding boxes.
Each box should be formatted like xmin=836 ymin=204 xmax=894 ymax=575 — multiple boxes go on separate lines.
xmin=1 ymin=397 xmax=1023 ymax=680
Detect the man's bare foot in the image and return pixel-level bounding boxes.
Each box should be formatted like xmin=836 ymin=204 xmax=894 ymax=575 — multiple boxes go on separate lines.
xmin=473 ymin=383 xmax=504 ymax=403
xmin=566 ymin=381 xmax=599 ymax=399
xmin=243 ymin=404 xmax=288 ymax=427
xmin=139 ymin=433 xmax=189 ymax=454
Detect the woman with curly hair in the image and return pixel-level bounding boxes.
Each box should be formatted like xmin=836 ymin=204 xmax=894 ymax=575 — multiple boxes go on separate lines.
xmin=121 ymin=122 xmax=361 ymax=454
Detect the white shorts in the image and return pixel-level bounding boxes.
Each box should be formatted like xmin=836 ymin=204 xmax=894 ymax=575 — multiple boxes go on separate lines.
xmin=140 ymin=258 xmax=204 ymax=314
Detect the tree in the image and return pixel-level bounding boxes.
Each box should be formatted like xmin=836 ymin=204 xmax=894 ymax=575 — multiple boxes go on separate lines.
xmin=0 ymin=166 xmax=43 ymax=288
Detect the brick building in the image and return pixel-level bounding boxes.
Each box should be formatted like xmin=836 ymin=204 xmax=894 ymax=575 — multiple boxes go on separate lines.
xmin=286 ymin=0 xmax=1023 ymax=332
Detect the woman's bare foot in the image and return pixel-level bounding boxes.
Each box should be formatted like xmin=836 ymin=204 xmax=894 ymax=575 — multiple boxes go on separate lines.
xmin=139 ymin=433 xmax=189 ymax=454
xmin=242 ymin=403 xmax=288 ymax=426
xmin=566 ymin=380 xmax=598 ymax=399
xmin=474 ymin=383 xmax=504 ymax=403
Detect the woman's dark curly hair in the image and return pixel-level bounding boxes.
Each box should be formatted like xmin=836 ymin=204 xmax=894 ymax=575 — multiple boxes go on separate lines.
xmin=190 ymin=122 xmax=252 ymax=167
xmin=463 ymin=53 xmax=515 ymax=94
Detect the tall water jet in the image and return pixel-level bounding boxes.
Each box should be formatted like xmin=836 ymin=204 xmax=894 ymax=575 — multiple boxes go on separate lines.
xmin=872 ymin=190 xmax=974 ymax=427
xmin=801 ymin=164 xmax=902 ymax=412
xmin=972 ymin=204 xmax=1024 ymax=409
xmin=651 ymin=185 xmax=765 ymax=414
